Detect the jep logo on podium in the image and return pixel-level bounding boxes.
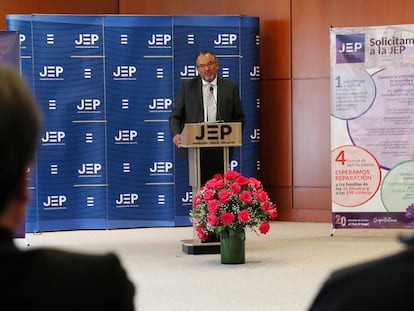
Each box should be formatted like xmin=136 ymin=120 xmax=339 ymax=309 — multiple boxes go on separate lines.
xmin=181 ymin=122 xmax=242 ymax=147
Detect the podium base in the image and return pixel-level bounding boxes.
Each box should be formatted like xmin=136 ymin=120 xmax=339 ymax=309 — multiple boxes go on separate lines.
xmin=181 ymin=239 xmax=220 ymax=255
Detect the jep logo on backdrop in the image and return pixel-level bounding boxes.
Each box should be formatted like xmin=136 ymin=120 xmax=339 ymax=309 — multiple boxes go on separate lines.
xmin=41 ymin=131 xmax=66 ymax=145
xmin=213 ymin=33 xmax=238 ymax=48
xmin=75 ymin=33 xmax=100 ymax=48
xmin=43 ymin=195 xmax=67 ymax=210
xmin=180 ymin=64 xmax=198 ymax=79
xmin=336 ymin=34 xmax=365 ymax=64
xmin=116 ymin=193 xmax=139 ymax=208
xmin=147 ymin=34 xmax=172 ymax=48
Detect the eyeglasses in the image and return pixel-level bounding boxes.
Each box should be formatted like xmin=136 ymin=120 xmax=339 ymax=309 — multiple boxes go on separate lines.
xmin=197 ymin=61 xmax=216 ymax=69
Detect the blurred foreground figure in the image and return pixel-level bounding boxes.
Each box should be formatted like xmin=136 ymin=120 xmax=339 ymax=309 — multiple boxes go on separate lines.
xmin=309 ymin=232 xmax=414 ymax=311
xmin=0 ymin=64 xmax=136 ymax=310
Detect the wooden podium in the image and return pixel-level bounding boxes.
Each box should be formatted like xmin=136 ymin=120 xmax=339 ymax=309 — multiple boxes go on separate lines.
xmin=180 ymin=122 xmax=242 ymax=254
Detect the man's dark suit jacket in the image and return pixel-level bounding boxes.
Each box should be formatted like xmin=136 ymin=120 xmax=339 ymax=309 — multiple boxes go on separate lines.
xmin=169 ymin=76 xmax=245 ymax=136
xmin=0 ymin=227 xmax=135 ymax=310
xmin=308 ymin=234 xmax=414 ymax=310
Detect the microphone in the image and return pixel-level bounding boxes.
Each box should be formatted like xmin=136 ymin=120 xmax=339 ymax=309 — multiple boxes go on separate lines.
xmin=210 ymin=85 xmax=224 ymax=122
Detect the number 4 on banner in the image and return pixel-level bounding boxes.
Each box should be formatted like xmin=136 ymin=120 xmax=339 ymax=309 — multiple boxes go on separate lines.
xmin=335 ymin=150 xmax=346 ymax=165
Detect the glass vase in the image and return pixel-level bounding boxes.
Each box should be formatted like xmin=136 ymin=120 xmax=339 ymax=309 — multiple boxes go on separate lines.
xmin=219 ymin=228 xmax=245 ymax=264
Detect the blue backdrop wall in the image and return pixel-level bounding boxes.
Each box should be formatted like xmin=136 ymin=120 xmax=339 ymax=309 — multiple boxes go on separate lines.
xmin=6 ymin=14 xmax=260 ymax=232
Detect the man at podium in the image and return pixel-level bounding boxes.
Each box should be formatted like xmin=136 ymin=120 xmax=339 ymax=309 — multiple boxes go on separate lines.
xmin=169 ymin=50 xmax=245 ymax=185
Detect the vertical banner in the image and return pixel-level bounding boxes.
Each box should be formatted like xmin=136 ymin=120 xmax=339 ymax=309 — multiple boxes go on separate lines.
xmin=240 ymin=17 xmax=261 ymax=178
xmin=0 ymin=30 xmax=25 ymax=237
xmin=32 ymin=15 xmax=107 ymax=231
xmin=7 ymin=14 xmax=260 ymax=232
xmin=331 ymin=24 xmax=414 ymax=229
xmin=104 ymin=16 xmax=175 ymax=228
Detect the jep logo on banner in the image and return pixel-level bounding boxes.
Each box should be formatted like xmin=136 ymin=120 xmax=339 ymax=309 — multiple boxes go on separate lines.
xmin=78 ymin=163 xmax=102 ymax=177
xmin=77 ymin=98 xmax=102 ymax=113
xmin=43 ymin=195 xmax=67 ymax=210
xmin=113 ymin=65 xmax=137 ymax=80
xmin=41 ymin=131 xmax=66 ymax=145
xmin=213 ymin=33 xmax=238 ymax=48
xmin=147 ymin=34 xmax=172 ymax=48
xmin=39 ymin=65 xmax=64 ymax=80
xmin=149 ymin=98 xmax=173 ymax=111
xmin=336 ymin=34 xmax=365 ymax=64
xmin=116 ymin=193 xmax=139 ymax=208
xmin=180 ymin=64 xmax=198 ymax=78
xmin=149 ymin=161 xmax=173 ymax=176
xmin=75 ymin=33 xmax=100 ymax=48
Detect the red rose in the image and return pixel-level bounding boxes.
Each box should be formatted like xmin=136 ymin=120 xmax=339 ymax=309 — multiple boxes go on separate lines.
xmin=205 ymin=179 xmax=216 ymax=188
xmin=207 ymin=213 xmax=219 ymax=226
xmin=213 ymin=173 xmax=223 ymax=180
xmin=220 ymin=212 xmax=235 ymax=225
xmin=203 ymin=189 xmax=215 ymax=201
xmin=268 ymin=208 xmax=278 ymax=220
xmin=255 ymin=189 xmax=269 ymax=203
xmin=193 ymin=194 xmax=202 ymax=207
xmin=259 ymin=221 xmax=270 ymax=234
xmin=236 ymin=175 xmax=249 ymax=186
xmin=229 ymin=182 xmax=241 ymax=194
xmin=224 ymin=170 xmax=241 ymax=181
xmin=196 ymin=226 xmax=209 ymax=241
xmin=239 ymin=191 xmax=252 ymax=204
xmin=260 ymin=201 xmax=272 ymax=211
xmin=249 ymin=177 xmax=261 ymax=190
xmin=238 ymin=209 xmax=250 ymax=223
xmin=207 ymin=200 xmax=219 ymax=213
xmin=218 ymin=189 xmax=231 ymax=204
xmin=214 ymin=180 xmax=226 ymax=189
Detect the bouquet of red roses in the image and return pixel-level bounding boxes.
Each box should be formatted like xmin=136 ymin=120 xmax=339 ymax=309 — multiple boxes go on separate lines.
xmin=190 ymin=170 xmax=278 ymax=242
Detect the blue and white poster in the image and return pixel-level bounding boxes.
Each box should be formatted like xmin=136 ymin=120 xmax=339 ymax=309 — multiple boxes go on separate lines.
xmin=7 ymin=14 xmax=260 ymax=232
xmin=104 ymin=15 xmax=175 ymax=228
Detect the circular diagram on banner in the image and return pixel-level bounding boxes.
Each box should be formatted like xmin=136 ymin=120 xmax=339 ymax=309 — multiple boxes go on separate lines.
xmin=331 ymin=68 xmax=376 ymax=120
xmin=331 ymin=145 xmax=381 ymax=207
xmin=347 ymin=67 xmax=414 ymax=170
xmin=381 ymin=160 xmax=414 ymax=212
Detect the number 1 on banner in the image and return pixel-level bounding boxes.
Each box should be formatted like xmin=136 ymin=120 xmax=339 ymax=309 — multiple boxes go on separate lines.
xmin=335 ymin=75 xmax=342 ymax=88
xmin=335 ymin=150 xmax=346 ymax=165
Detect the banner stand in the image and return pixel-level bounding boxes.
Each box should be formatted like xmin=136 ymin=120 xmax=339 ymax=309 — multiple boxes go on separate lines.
xmin=330 ymin=24 xmax=414 ymax=231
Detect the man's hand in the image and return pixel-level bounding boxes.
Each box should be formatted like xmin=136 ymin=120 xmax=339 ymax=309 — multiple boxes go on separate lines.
xmin=173 ymin=134 xmax=181 ymax=148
